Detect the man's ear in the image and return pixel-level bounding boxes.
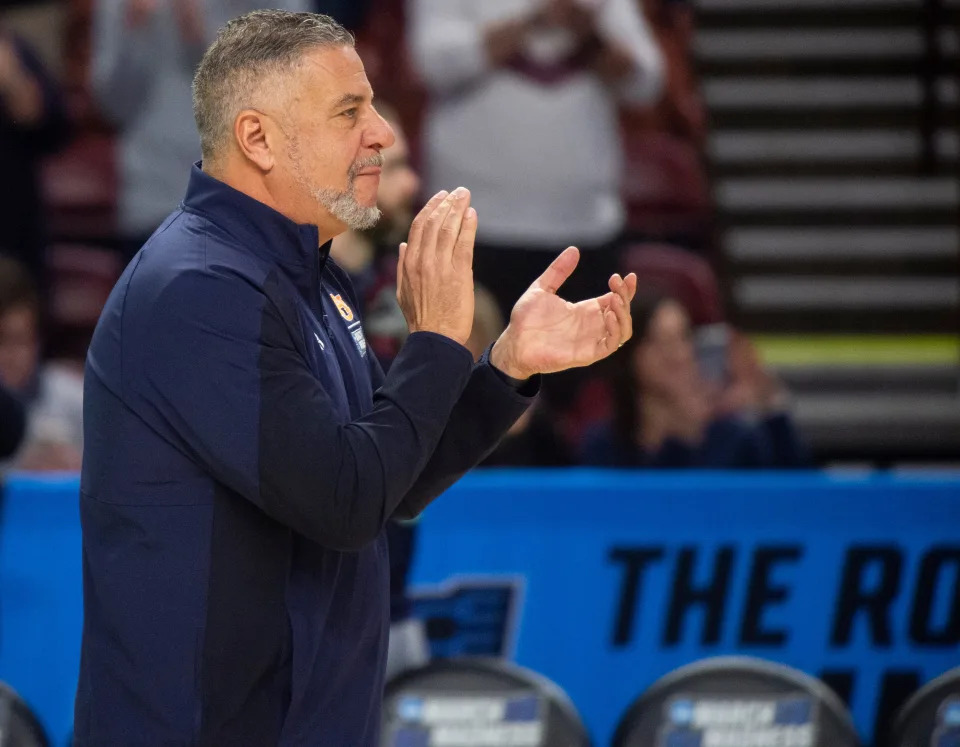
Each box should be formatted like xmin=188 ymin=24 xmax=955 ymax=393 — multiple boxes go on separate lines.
xmin=234 ymin=110 xmax=276 ymax=172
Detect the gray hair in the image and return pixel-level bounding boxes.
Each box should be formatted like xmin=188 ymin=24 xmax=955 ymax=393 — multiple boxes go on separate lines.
xmin=192 ymin=10 xmax=355 ymax=162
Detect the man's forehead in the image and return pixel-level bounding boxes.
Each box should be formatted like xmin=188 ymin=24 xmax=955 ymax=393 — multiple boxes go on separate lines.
xmin=298 ymin=46 xmax=373 ymax=105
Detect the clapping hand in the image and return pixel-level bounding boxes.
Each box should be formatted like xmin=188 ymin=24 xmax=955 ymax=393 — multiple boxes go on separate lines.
xmin=396 ymin=189 xmax=477 ymax=346
xmin=490 ymin=247 xmax=637 ymax=380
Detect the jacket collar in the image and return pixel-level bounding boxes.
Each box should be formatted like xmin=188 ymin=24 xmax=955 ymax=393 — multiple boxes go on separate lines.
xmin=181 ymin=163 xmax=333 ymax=291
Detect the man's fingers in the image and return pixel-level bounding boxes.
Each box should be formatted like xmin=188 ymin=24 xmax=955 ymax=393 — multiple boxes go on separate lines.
xmin=609 ymin=272 xmax=638 ymax=302
xmin=530 ymin=246 xmax=580 ymax=295
xmin=600 ymin=306 xmax=620 ymax=356
xmin=438 ymin=187 xmax=471 ymax=261
xmin=408 ymin=190 xmax=448 ymax=247
xmin=406 ymin=191 xmax=448 ymax=268
xmin=420 ymin=193 xmax=457 ymax=268
xmin=453 ymin=207 xmax=478 ymax=271
xmin=608 ymin=273 xmax=625 ymax=301
xmin=610 ymin=288 xmax=632 ymax=345
xmin=597 ymin=290 xmax=629 ymax=340
xmin=609 ymin=272 xmax=632 ymax=317
xmin=396 ymin=242 xmax=407 ymax=300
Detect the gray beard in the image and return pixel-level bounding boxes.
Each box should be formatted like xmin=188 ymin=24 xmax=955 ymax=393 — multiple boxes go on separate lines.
xmin=312 ymin=184 xmax=381 ymax=232
xmin=288 ymin=137 xmax=382 ymax=232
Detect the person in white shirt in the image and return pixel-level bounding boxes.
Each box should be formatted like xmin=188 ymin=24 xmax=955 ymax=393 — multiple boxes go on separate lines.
xmin=91 ymin=0 xmax=310 ymax=259
xmin=409 ymin=0 xmax=664 ymax=318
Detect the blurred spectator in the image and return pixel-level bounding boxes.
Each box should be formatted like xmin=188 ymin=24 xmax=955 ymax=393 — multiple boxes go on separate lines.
xmin=0 ymin=381 xmax=25 ymax=459
xmin=468 ymin=285 xmax=573 ymax=467
xmin=0 ymin=257 xmax=83 ymax=471
xmin=627 ymin=0 xmax=706 ymax=147
xmin=581 ymin=291 xmax=809 ymax=468
xmin=90 ymin=0 xmax=309 ymax=260
xmin=0 ymin=30 xmax=70 ymax=287
xmin=409 ymin=0 xmax=665 ymax=319
xmin=615 ymin=2 xmax=711 ymax=250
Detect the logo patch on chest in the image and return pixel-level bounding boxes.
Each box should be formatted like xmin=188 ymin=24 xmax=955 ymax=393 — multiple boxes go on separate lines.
xmin=330 ymin=293 xmax=355 ymax=322
xmin=329 ymin=292 xmax=367 ymax=358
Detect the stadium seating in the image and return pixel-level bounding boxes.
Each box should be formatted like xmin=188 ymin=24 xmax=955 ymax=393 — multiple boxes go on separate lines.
xmin=382 ymin=659 xmax=591 ymax=747
xmin=612 ymin=656 xmax=861 ymax=747
xmin=621 ymin=131 xmax=713 ymax=250
xmin=0 ymin=682 xmax=49 ymax=747
xmin=620 ymin=242 xmax=725 ymax=327
xmin=887 ymin=667 xmax=960 ymax=747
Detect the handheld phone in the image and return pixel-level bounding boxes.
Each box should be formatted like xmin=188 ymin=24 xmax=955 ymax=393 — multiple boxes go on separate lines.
xmin=694 ymin=323 xmax=730 ymax=386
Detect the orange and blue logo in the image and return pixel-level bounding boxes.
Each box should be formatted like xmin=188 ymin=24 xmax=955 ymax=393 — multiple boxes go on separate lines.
xmin=330 ymin=293 xmax=354 ymax=322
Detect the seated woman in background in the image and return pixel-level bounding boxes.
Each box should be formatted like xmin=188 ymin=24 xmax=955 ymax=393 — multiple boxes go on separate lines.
xmin=581 ymin=291 xmax=809 ymax=468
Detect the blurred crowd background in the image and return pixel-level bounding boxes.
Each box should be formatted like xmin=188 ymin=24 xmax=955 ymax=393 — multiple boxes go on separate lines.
xmin=0 ymin=0 xmax=957 ymax=475
xmin=0 ymin=2 xmax=956 ymax=744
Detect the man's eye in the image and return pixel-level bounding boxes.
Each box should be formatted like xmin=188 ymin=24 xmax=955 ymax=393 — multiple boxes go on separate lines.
xmin=341 ymin=108 xmax=358 ymax=119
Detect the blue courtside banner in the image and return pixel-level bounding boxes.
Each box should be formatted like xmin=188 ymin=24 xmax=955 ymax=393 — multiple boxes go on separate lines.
xmin=0 ymin=475 xmax=84 ymax=747
xmin=1 ymin=471 xmax=958 ymax=745
xmin=408 ymin=470 xmax=960 ymax=746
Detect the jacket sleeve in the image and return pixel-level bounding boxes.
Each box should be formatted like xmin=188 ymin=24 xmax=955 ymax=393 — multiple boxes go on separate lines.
xmin=0 ymin=383 xmax=25 ymax=459
xmin=131 ymin=268 xmax=476 ymax=551
xmin=367 ymin=347 xmax=537 ymax=520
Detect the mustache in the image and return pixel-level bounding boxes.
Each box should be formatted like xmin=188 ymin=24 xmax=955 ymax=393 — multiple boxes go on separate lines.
xmin=349 ymin=154 xmax=384 ymax=179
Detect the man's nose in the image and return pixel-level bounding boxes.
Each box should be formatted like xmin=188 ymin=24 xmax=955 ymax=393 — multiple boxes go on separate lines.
xmin=365 ymin=112 xmax=396 ymax=152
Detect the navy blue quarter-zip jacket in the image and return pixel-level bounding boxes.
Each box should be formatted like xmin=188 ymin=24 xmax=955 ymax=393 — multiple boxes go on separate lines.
xmin=74 ymin=164 xmax=535 ymax=746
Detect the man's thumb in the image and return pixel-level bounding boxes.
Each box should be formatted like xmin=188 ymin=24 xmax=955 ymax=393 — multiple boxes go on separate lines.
xmin=530 ymin=246 xmax=580 ymax=295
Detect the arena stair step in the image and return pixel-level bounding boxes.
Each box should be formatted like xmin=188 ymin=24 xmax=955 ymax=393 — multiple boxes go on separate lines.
xmin=695 ymin=0 xmax=960 ymax=459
